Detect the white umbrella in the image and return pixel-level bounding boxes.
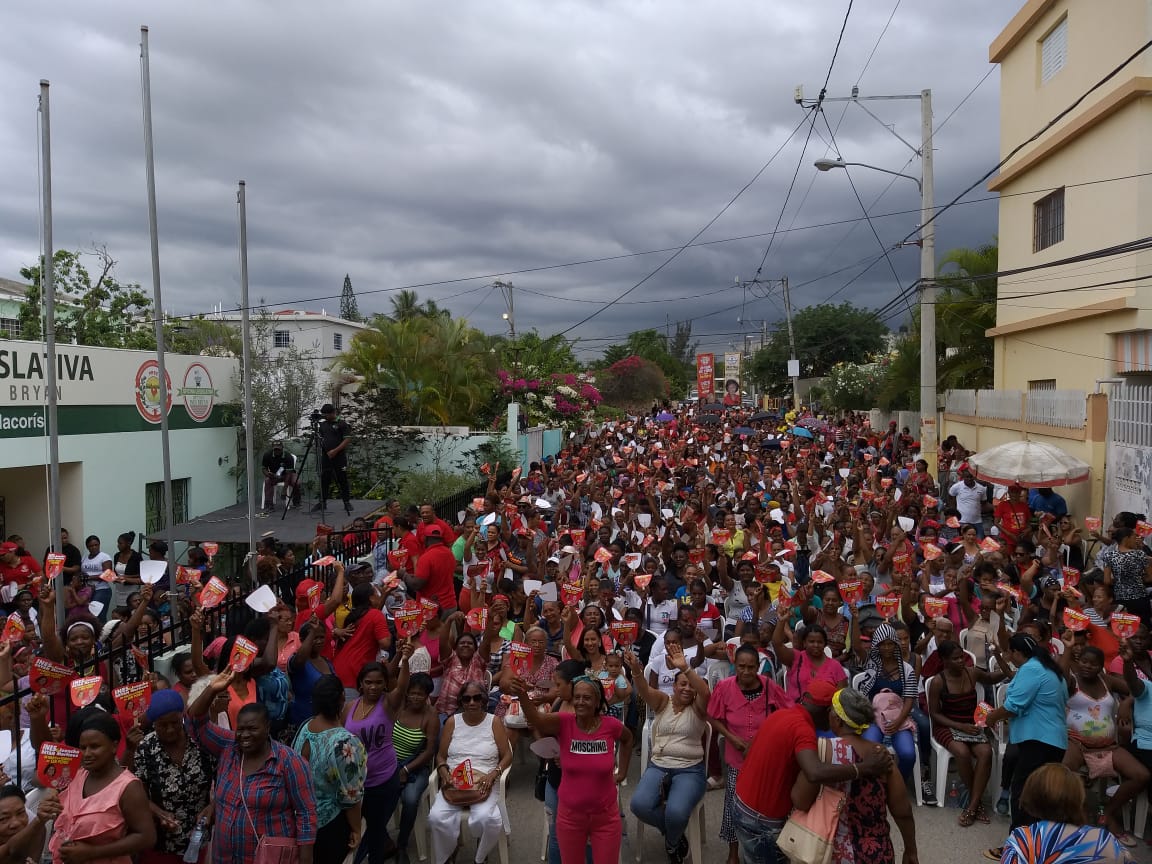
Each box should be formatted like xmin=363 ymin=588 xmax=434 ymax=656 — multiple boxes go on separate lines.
xmin=967 ymin=440 xmax=1090 ymax=488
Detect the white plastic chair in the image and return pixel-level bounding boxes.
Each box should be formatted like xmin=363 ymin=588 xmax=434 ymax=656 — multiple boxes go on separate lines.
xmin=851 ymin=671 xmax=924 ymax=806
xmin=634 ymin=719 xmax=711 ymax=862
xmin=1124 ymin=789 xmax=1149 ymax=839
xmin=427 ymin=764 xmax=512 ymax=864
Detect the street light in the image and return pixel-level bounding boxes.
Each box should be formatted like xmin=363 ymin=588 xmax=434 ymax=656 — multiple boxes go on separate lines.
xmin=813 ymin=158 xmax=921 ymax=191
xmin=807 ymin=88 xmax=936 ymax=478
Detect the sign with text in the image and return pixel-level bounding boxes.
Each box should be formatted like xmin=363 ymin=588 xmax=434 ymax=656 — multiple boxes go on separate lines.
xmin=695 ymin=353 xmax=715 ymax=401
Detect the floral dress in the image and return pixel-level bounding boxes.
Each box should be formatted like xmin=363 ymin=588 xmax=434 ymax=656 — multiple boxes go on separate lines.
xmin=827 ymin=736 xmax=895 ymax=864
xmin=292 ymin=724 xmax=367 ymax=830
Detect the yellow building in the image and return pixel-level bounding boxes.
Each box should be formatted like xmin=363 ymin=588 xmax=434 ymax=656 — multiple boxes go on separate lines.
xmin=943 ymin=0 xmax=1152 ymax=519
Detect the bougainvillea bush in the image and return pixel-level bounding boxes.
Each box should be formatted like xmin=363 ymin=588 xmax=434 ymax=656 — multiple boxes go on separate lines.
xmin=496 ymin=369 xmax=602 ymax=430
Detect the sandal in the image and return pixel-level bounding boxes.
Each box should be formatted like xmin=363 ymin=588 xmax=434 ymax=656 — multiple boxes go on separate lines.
xmin=983 ymin=848 xmax=1003 ymax=861
xmin=959 ymin=808 xmax=976 ymax=828
xmin=975 ymin=804 xmax=991 ymax=824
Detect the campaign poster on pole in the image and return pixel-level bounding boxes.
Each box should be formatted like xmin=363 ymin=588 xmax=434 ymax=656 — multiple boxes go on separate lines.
xmin=695 ymin=354 xmax=715 ymax=401
xmin=723 ymin=351 xmax=741 ymax=406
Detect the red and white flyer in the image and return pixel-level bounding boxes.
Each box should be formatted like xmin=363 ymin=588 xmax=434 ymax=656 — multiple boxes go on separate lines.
xmin=113 ymin=681 xmax=152 ymax=721
xmin=69 ymin=676 xmax=103 ymax=709
xmin=229 ymin=636 xmax=259 ymax=672
xmin=610 ymin=621 xmax=639 ymax=647
xmin=394 ymin=601 xmax=424 ymax=638
xmin=197 ymin=576 xmax=229 ymax=609
xmin=30 ymin=658 xmax=74 ymax=696
xmin=37 ymin=743 xmax=81 ymax=791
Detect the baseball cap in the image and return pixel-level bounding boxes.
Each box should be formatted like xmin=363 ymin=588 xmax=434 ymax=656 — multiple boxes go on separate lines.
xmin=802 ymin=680 xmax=839 ymax=707
xmin=425 ymin=526 xmax=444 ymax=541
xmin=295 ymin=578 xmax=322 ymax=600
xmin=0 ymin=542 xmax=17 ymax=555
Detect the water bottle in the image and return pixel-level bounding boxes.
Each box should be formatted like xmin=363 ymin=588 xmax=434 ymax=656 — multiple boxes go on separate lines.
xmin=183 ymin=818 xmax=208 ymax=863
xmin=946 ymin=778 xmax=961 ymax=809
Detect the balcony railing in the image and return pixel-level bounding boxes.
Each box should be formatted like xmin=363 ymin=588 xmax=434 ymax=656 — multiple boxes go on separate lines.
xmin=944 ymin=388 xmax=1087 ymax=429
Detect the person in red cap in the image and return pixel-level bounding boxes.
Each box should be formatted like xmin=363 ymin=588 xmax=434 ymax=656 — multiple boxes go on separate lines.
xmin=0 ymin=542 xmax=40 ymax=591
xmin=291 ymin=561 xmax=349 ymax=660
xmin=732 ymin=681 xmax=892 ymax=864
xmin=415 ymin=503 xmax=456 ymax=547
xmin=403 ymin=526 xmax=457 ymax=617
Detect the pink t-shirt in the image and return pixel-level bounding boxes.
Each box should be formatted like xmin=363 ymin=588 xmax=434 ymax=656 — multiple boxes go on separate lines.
xmin=555 ymin=712 xmax=624 ymax=815
xmin=787 ymin=651 xmax=847 ymax=702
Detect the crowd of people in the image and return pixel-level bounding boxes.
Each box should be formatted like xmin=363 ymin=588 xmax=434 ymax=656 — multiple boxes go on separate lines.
xmin=0 ymin=404 xmax=1148 ymax=864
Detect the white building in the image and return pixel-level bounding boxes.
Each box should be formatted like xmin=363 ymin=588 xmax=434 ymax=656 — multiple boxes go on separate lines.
xmin=0 ymin=340 xmax=239 ymax=557
xmin=211 ymin=309 xmax=370 ymax=387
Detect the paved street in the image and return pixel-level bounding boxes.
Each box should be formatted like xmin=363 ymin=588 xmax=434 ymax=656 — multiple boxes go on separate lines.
xmin=466 ymin=755 xmax=1152 ymax=864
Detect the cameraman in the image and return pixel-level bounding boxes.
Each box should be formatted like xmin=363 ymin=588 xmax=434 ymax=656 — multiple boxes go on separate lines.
xmin=261 ymin=439 xmax=300 ymax=511
xmin=314 ymin=403 xmax=353 ymax=515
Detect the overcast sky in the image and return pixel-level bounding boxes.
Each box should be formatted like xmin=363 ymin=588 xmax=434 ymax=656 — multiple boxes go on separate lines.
xmin=0 ymin=1 xmax=1015 ymax=360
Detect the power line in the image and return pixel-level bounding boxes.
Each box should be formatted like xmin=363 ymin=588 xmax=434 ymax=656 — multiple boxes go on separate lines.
xmin=549 ymin=111 xmax=815 ymax=337
xmin=855 ymin=0 xmax=901 ymax=86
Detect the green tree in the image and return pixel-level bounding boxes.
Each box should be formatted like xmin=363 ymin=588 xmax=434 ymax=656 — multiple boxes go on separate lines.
xmin=388 ymin=289 xmax=449 ymax=322
xmin=342 ymin=314 xmax=497 ymax=425
xmin=596 ymin=355 xmax=669 ymax=410
xmin=339 ymin=274 xmax=362 ymax=322
xmin=19 ymin=247 xmax=155 ymax=349
xmin=747 ymin=303 xmax=888 ymax=397
xmin=823 ymin=360 xmax=886 ymax=412
xmin=493 ymin=330 xmax=580 ymax=379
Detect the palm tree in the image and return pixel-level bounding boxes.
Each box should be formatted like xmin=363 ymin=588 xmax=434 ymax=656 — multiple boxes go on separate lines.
xmin=389 ymin=289 xmax=422 ymax=322
xmin=936 ymin=241 xmax=997 ymax=390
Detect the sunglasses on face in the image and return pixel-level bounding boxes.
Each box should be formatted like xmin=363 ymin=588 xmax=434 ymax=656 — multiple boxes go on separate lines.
xmin=460 ymin=694 xmax=485 ymax=704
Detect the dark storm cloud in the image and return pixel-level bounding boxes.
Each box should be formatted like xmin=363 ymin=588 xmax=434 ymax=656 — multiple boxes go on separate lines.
xmin=0 ymin=1 xmax=1013 ymax=352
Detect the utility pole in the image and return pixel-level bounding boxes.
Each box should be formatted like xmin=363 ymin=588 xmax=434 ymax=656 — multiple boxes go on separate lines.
xmin=918 ymin=89 xmax=937 ymax=479
xmin=237 ymin=182 xmax=258 ymax=585
xmin=781 ymin=275 xmax=800 ymax=411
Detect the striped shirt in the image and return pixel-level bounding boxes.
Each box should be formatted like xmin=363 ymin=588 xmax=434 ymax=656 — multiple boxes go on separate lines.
xmin=188 ymin=714 xmax=317 ymax=861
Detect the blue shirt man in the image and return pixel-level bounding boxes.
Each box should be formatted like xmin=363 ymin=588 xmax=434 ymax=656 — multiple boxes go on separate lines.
xmin=1028 ymin=487 xmax=1068 ymax=518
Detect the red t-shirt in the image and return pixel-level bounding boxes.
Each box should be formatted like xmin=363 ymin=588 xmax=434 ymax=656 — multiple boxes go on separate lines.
xmin=555 ymin=711 xmax=625 ymax=814
xmin=398 ymin=532 xmax=423 ymax=568
xmin=734 ymin=705 xmax=817 ymax=820
xmin=416 ymin=519 xmax=457 ymax=547
xmin=415 ymin=545 xmax=458 ymax=612
xmin=333 ymin=608 xmax=390 ymax=688
xmin=994 ymin=501 xmax=1031 ymax=543
xmin=0 ymin=556 xmax=41 ymax=588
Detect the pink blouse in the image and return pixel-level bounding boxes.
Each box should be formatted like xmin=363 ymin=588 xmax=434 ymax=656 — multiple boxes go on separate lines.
xmin=49 ymin=767 xmax=137 ymax=864
xmin=707 ymin=674 xmax=793 ymax=769
xmin=787 ymin=651 xmax=847 ymax=703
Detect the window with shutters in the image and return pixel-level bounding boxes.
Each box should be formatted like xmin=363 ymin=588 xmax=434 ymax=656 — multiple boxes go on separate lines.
xmin=1033 ymin=188 xmax=1064 ymax=251
xmin=273 ymin=330 xmax=291 ymax=348
xmin=333 ymin=332 xmax=343 ymax=351
xmin=0 ymin=318 xmax=18 ymax=339
xmin=145 ymin=478 xmax=189 ymax=537
xmin=1040 ymin=17 xmax=1067 ymax=84
xmin=1028 ymin=379 xmax=1056 ymax=392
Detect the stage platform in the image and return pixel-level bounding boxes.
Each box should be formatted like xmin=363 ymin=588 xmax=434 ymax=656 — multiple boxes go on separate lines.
xmin=155 ymin=499 xmax=385 ymax=546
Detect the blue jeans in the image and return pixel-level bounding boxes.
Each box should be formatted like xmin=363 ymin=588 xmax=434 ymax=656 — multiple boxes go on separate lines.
xmin=732 ymin=797 xmax=783 ymax=864
xmin=545 ymin=780 xmax=592 ymax=864
xmin=396 ymin=765 xmax=429 ymax=850
xmin=629 ymin=761 xmax=706 ymax=847
xmin=910 ymin=706 xmax=932 ymax=765
xmin=863 ymin=724 xmax=917 ymax=779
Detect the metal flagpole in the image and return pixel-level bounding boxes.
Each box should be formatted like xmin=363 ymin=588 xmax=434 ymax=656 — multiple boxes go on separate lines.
xmin=140 ymin=26 xmax=176 ymax=577
xmin=237 ymin=182 xmax=258 ymax=584
xmin=39 ymin=80 xmax=64 ymax=630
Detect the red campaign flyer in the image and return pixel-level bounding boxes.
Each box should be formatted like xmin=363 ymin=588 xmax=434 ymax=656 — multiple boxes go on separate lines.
xmin=131 ymin=645 xmax=149 ymax=672
xmin=466 ymin=562 xmax=491 ymax=590
xmin=394 ymin=601 xmax=424 ymax=638
xmin=1083 ymin=516 xmax=1102 ymax=533
xmin=113 ymin=681 xmax=153 ymax=722
xmin=450 ymin=759 xmax=475 ymax=790
xmin=570 ymin=529 xmax=586 ymax=547
xmin=98 ymin=570 xmax=118 ymax=583
xmin=1062 ymin=608 xmax=1090 ymax=632
xmin=593 ymin=547 xmax=613 ymax=565
xmin=838 ymin=581 xmax=865 ymax=606
xmin=420 ymin=598 xmax=439 ymax=623
xmin=229 ymin=636 xmax=259 ymax=672
xmin=711 ymin=529 xmax=731 ymax=545
xmin=509 ymin=642 xmax=530 ymax=676
xmin=632 ymin=573 xmax=652 ymax=591
xmin=921 ymin=543 xmax=943 ymax=561
xmin=198 ymin=576 xmax=229 ymax=609
xmin=311 ymin=555 xmax=337 ymax=568
xmin=754 ymin=566 xmax=777 ymax=585
xmin=688 ymin=548 xmax=706 ymax=565
xmin=30 ymin=658 xmax=74 ymax=695
xmin=610 ymin=621 xmax=639 ymax=646
xmin=810 ymin=570 xmax=835 ymax=584
xmin=465 ymin=607 xmax=488 ymax=633
xmin=387 ymin=549 xmax=409 ymax=571
xmin=924 ymin=597 xmax=949 ymax=618
xmin=1 ymin=614 xmax=24 ymax=644
xmin=1062 ymin=567 xmax=1081 ymax=587
xmin=561 ymin=582 xmax=584 ymax=607
xmin=175 ymin=566 xmax=202 ymax=587
xmin=201 ymin=542 xmax=219 ymax=560
xmin=1112 ymin=611 xmax=1140 ymax=640
xmin=307 ymin=582 xmax=322 ymax=611
xmin=622 ymin=553 xmax=642 ymax=570
xmin=37 ymin=743 xmax=81 ymax=791
xmin=979 ymin=537 xmax=1001 ymax=553
xmin=69 ymin=676 xmax=103 ymax=709
xmin=974 ymin=702 xmax=993 ymax=728
xmin=876 ymin=595 xmax=901 ymax=620
xmin=45 ymin=553 xmax=66 ymax=581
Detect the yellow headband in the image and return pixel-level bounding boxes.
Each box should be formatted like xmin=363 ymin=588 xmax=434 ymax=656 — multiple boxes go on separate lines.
xmin=832 ymin=689 xmax=869 ymax=734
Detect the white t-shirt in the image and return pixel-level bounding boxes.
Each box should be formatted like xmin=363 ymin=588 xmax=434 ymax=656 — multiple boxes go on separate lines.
xmin=80 ymin=552 xmax=113 ymax=580
xmin=625 ymin=595 xmax=678 ymax=637
xmin=949 ymin=481 xmax=985 ymax=525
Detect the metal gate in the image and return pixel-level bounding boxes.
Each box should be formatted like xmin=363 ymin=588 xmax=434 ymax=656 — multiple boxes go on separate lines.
xmin=1105 ymin=382 xmax=1152 ymax=523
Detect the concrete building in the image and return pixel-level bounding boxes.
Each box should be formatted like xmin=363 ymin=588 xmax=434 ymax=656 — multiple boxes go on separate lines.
xmin=0 ymin=279 xmax=26 ymax=340
xmin=0 ymin=340 xmax=239 ymax=558
xmin=942 ymin=0 xmax=1152 ymax=519
xmin=210 ymin=308 xmax=370 ymax=389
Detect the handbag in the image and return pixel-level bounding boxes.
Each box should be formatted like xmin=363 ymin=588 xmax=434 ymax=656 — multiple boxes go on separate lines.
xmin=776 ymin=739 xmax=845 ymax=864
xmin=242 ymin=783 xmax=300 ymax=864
